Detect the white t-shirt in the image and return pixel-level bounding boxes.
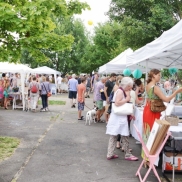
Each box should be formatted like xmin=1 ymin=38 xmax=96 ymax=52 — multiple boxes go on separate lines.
xmin=57 ymin=76 xmax=62 ymax=84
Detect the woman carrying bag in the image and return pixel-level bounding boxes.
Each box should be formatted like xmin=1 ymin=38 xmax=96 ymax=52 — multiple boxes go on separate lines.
xmin=142 ymin=69 xmax=182 ymax=161
xmin=40 ymin=76 xmax=51 ymax=112
xmin=106 ymin=77 xmax=138 ymax=161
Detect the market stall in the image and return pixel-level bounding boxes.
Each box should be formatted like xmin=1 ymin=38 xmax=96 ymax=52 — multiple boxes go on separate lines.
xmin=0 ymin=62 xmax=33 ymax=110
xmin=32 ymin=66 xmax=61 ymax=92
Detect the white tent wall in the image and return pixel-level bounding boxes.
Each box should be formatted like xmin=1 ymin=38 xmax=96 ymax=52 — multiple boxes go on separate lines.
xmin=0 ymin=62 xmax=33 ymax=110
xmin=32 ymin=66 xmax=61 ymax=89
xmin=126 ymin=20 xmax=182 ymax=70
xmin=98 ymin=48 xmax=146 ymax=74
xmin=98 ymin=48 xmax=133 ymax=74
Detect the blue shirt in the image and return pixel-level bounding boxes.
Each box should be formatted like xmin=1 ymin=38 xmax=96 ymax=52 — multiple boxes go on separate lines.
xmin=68 ymin=78 xmax=78 ymax=91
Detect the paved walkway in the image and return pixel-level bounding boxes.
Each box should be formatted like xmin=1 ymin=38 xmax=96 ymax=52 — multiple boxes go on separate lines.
xmin=0 ymin=93 xmax=179 ymax=182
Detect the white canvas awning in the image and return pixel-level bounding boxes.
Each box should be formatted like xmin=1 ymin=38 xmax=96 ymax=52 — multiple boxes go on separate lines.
xmin=126 ymin=20 xmax=182 ymax=70
xmin=0 ymin=62 xmax=33 ymax=73
xmin=98 ymin=48 xmax=134 ymax=74
xmin=32 ymin=66 xmax=61 ymax=89
xmin=32 ymin=66 xmax=61 ymax=75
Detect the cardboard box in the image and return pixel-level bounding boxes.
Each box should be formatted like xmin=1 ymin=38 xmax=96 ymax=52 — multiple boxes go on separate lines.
xmin=149 ymin=120 xmax=170 ymax=155
xmin=163 ymin=152 xmax=182 ymax=172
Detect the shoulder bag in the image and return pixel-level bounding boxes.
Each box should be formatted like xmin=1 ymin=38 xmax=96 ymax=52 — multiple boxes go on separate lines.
xmin=150 ymin=86 xmax=166 ymax=113
xmin=112 ymin=88 xmax=133 ymax=115
xmin=43 ymin=83 xmax=51 ymax=97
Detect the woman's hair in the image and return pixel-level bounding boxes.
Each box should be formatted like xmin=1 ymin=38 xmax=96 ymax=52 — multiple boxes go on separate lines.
xmin=147 ymin=69 xmax=160 ymax=84
xmin=135 ymin=79 xmax=142 ymax=86
xmin=118 ymin=77 xmax=133 ymax=88
xmin=42 ymin=76 xmax=46 ymax=82
xmin=46 ymin=76 xmax=49 ymax=82
xmin=115 ymin=75 xmax=123 ymax=86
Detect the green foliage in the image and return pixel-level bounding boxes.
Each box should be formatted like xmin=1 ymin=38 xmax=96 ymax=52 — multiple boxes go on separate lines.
xmin=82 ymin=22 xmax=128 ymax=73
xmin=107 ymin=0 xmax=181 ymax=49
xmin=0 ymin=0 xmax=90 ymax=62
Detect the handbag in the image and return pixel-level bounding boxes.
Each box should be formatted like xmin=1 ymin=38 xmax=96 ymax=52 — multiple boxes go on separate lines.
xmin=112 ymin=102 xmax=133 ymax=115
xmin=101 ymin=92 xmax=106 ymax=101
xmin=112 ymin=88 xmax=133 ymax=115
xmin=43 ymin=83 xmax=51 ymax=97
xmin=150 ymin=99 xmax=166 ymax=112
xmin=150 ymin=86 xmax=166 ymax=113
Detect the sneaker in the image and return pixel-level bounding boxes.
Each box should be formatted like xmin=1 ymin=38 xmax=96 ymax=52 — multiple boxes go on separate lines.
xmin=40 ymin=108 xmax=46 ymax=112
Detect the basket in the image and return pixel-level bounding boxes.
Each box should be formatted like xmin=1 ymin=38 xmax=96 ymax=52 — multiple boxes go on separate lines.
xmin=165 ymin=115 xmax=179 ymax=126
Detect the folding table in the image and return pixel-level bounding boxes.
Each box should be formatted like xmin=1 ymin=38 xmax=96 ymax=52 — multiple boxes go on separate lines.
xmin=163 ymin=131 xmax=182 ymax=182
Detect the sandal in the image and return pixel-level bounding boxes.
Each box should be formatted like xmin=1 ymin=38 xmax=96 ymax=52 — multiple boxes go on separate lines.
xmin=107 ymin=154 xmax=119 ymax=160
xmin=97 ymin=119 xmax=105 ymax=123
xmin=125 ymin=155 xmax=138 ymax=161
xmin=121 ymin=148 xmax=132 ymax=152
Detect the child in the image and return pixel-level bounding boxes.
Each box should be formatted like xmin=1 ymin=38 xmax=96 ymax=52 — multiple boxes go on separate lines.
xmin=77 ymin=77 xmax=86 ymax=120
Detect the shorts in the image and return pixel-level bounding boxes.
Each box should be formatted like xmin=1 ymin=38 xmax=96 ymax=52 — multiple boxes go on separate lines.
xmin=86 ymin=87 xmax=91 ymax=92
xmin=68 ymin=91 xmax=77 ymax=99
xmin=96 ymin=100 xmax=103 ymax=110
xmin=78 ymin=102 xmax=84 ymax=111
xmin=58 ymin=84 xmax=62 ymax=89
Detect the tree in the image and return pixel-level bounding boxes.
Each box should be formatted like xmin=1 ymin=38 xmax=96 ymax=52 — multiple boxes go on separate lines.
xmin=0 ymin=0 xmax=89 ymax=62
xmin=107 ymin=0 xmax=182 ymax=49
xmin=21 ymin=17 xmax=91 ymax=75
xmin=81 ymin=21 xmax=128 ymax=73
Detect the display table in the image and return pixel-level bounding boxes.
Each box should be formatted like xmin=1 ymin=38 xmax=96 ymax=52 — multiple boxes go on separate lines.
xmin=9 ymin=92 xmax=23 ymax=110
xmin=163 ymin=124 xmax=182 ymax=182
xmin=130 ymin=106 xmax=143 ymax=142
xmin=172 ymin=105 xmax=182 ymax=118
xmin=130 ymin=105 xmax=182 ymax=141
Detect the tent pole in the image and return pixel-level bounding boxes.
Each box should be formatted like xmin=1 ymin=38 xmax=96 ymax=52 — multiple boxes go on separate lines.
xmin=144 ymin=61 xmax=148 ymax=105
xmin=21 ymin=73 xmax=25 ymax=111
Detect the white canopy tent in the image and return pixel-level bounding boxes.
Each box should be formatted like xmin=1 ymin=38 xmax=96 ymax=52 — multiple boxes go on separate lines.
xmin=98 ymin=48 xmax=134 ymax=74
xmin=0 ymin=62 xmax=33 ymax=110
xmin=126 ymin=20 xmax=182 ymax=71
xmin=32 ymin=66 xmax=61 ymax=88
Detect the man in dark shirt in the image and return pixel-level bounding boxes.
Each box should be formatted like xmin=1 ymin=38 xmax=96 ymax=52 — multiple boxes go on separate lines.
xmin=104 ymin=73 xmax=116 ymax=122
xmin=104 ymin=73 xmax=117 ymax=103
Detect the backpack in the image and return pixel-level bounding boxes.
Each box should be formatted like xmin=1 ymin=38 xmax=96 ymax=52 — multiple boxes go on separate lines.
xmin=31 ymin=83 xmax=38 ymax=93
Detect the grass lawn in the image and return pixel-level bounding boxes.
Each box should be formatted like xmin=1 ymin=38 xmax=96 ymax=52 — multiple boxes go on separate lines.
xmin=0 ymin=137 xmax=20 ymax=161
xmin=38 ymin=100 xmax=66 ymax=105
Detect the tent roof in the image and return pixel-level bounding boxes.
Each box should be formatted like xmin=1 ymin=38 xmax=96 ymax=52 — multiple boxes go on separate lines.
xmin=98 ymin=48 xmax=134 ymax=74
xmin=126 ymin=20 xmax=182 ymax=70
xmin=0 ymin=62 xmax=33 ymax=73
xmin=32 ymin=66 xmax=61 ymax=74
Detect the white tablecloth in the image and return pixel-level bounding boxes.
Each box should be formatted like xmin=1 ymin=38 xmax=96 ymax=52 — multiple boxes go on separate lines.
xmin=169 ymin=123 xmax=182 ymax=132
xmin=130 ymin=107 xmax=143 ymax=141
xmin=172 ymin=105 xmax=182 ymax=117
xmin=130 ymin=105 xmax=182 ymax=141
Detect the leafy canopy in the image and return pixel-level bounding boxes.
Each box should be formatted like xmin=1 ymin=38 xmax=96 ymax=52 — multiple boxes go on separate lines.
xmin=0 ymin=0 xmax=90 ymax=62
xmin=107 ymin=0 xmax=182 ymax=49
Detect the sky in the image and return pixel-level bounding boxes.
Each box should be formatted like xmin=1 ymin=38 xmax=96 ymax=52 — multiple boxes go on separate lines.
xmin=75 ymin=0 xmax=111 ymax=31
